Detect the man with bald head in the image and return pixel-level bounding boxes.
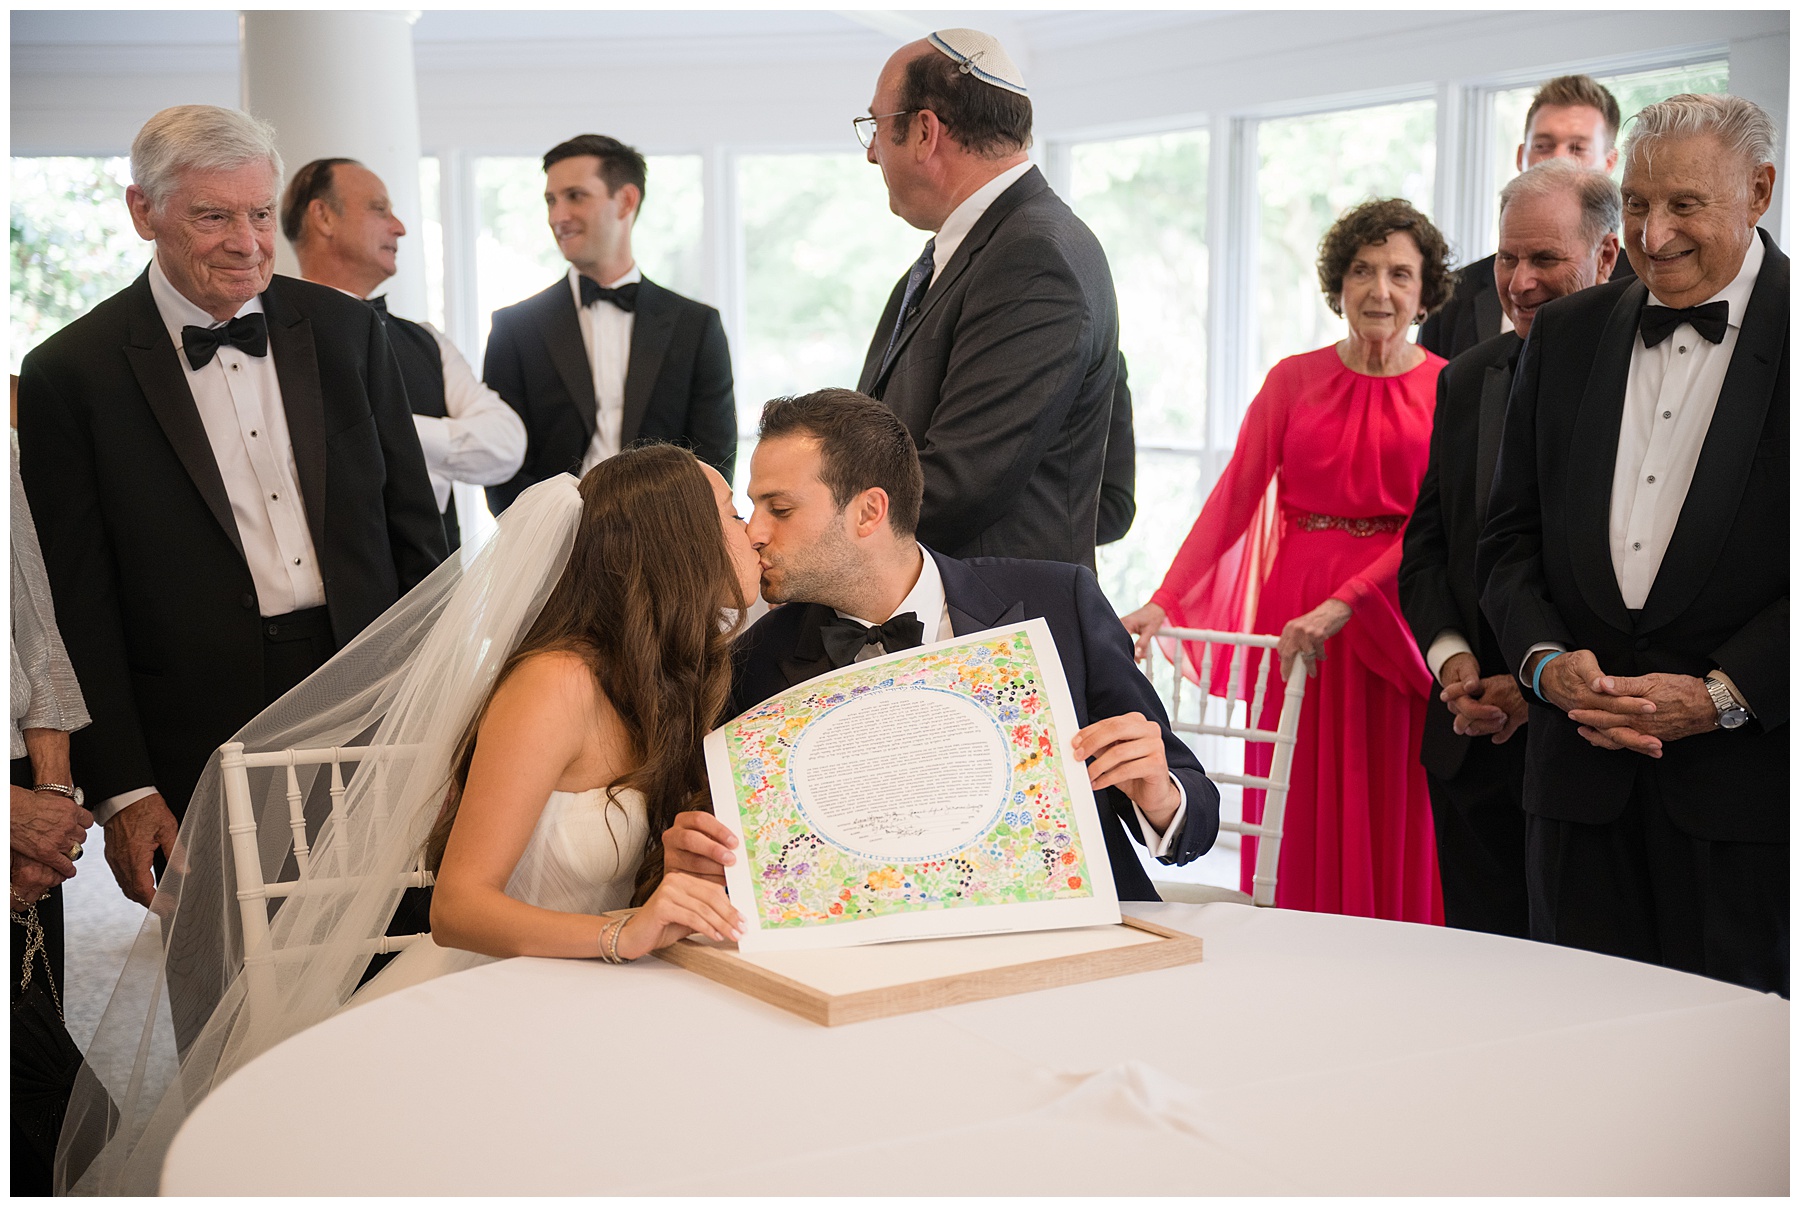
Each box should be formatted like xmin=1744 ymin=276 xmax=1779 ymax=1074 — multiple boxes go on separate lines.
xmin=16 ymin=106 xmax=444 ymax=909
xmin=1478 ymin=95 xmax=1787 ymax=993
xmin=857 ymin=29 xmax=1119 ymax=569
xmin=284 ymin=157 xmax=525 ymax=550
xmin=1400 ymin=158 xmax=1621 ymax=937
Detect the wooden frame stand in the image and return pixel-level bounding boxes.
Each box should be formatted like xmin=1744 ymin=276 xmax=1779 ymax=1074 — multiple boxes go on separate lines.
xmin=653 ymin=916 xmax=1202 ymax=1026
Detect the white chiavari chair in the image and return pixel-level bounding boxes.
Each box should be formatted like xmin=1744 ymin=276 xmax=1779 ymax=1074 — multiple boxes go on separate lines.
xmin=218 ymin=741 xmax=434 ymax=1019
xmin=1138 ymin=627 xmax=1308 ymax=907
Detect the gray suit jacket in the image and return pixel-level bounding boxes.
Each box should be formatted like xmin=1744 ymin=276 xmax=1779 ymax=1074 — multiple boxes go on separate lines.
xmin=856 ymin=167 xmax=1119 ymax=570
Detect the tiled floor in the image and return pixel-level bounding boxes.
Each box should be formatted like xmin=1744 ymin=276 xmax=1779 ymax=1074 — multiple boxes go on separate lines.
xmin=59 ymin=824 xmax=149 ymax=1050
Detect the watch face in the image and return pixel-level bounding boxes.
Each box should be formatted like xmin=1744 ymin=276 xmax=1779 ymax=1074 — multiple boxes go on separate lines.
xmin=72 ymin=787 xmax=85 ymax=807
xmin=1720 ymin=709 xmax=1749 ymax=730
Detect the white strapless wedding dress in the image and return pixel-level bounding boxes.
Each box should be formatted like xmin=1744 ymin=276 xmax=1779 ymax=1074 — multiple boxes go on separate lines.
xmin=348 ymin=786 xmax=650 ymax=1007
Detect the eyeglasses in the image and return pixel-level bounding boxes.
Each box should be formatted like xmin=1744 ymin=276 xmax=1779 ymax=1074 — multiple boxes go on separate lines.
xmin=853 ymin=110 xmax=918 ymax=149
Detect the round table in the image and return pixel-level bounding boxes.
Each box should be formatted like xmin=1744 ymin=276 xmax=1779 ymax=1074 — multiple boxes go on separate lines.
xmin=162 ymin=903 xmax=1788 ymax=1195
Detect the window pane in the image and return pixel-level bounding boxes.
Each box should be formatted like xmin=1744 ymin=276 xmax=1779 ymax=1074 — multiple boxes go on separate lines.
xmin=1070 ymin=129 xmax=1209 ymax=448
xmin=472 ymin=154 xmax=703 ymax=363
xmin=737 ymin=152 xmax=924 ymax=439
xmin=1255 ymin=100 xmax=1436 ymax=382
xmin=418 ymin=155 xmax=445 ymax=330
xmin=634 ymin=155 xmax=704 ymax=300
xmin=1488 ymin=59 xmax=1730 ymax=246
xmin=1069 ymin=129 xmax=1211 ymax=615
xmin=10 ymin=156 xmax=145 ymax=373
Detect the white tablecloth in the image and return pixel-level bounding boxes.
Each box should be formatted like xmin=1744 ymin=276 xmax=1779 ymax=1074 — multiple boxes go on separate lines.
xmin=161 ymin=903 xmax=1789 ymax=1195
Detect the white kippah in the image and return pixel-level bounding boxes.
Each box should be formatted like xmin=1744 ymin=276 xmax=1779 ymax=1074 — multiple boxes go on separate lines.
xmin=927 ymin=28 xmax=1028 ymax=97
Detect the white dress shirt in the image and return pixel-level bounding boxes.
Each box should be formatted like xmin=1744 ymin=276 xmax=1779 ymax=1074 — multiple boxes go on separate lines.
xmin=107 ymin=263 xmax=328 ymax=823
xmin=148 ymin=260 xmax=324 ymax=615
xmin=412 ymin=323 xmax=527 ymax=511
xmin=838 ymin=545 xmax=1189 ymax=858
xmin=930 ymin=161 xmax=1034 ymax=284
xmin=1520 ymin=235 xmax=1768 ymax=689
xmin=567 ymin=264 xmax=641 ymax=473
xmin=1609 ymin=234 xmax=1764 ymax=609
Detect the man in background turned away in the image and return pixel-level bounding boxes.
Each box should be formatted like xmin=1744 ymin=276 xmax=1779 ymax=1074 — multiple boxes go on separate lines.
xmin=283 ymin=156 xmax=525 ymax=549
xmin=857 ymin=29 xmax=1120 ymax=569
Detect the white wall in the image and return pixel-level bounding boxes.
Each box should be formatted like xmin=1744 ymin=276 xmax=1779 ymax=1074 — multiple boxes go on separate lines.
xmin=13 ymin=10 xmax=1787 ymax=156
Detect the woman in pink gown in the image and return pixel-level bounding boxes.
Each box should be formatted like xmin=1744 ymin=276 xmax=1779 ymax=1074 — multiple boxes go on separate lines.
xmin=1122 ymin=199 xmax=1453 ymax=924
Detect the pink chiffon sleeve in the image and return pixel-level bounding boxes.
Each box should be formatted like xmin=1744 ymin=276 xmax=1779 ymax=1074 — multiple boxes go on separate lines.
xmin=1148 ymin=362 xmax=1292 ymax=629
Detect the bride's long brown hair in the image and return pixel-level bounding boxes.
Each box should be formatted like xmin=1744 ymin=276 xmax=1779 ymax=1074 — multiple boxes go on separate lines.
xmin=424 ymin=444 xmax=745 ymax=905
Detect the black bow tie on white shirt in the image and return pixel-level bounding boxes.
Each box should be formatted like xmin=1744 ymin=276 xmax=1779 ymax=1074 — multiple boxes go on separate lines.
xmin=819 ymin=612 xmax=925 ymax=669
xmin=1639 ymin=300 xmax=1728 ymax=349
xmin=579 ymin=277 xmax=639 ymax=312
xmin=180 ymin=313 xmax=269 ymax=370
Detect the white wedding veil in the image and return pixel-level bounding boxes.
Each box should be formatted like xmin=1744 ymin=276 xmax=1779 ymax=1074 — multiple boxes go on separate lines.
xmin=55 ymin=474 xmax=585 ymax=1195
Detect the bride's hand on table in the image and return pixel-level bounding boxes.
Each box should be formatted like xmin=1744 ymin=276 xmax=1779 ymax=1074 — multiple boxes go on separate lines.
xmin=661 ymin=810 xmax=737 ymax=885
xmin=616 ymin=872 xmax=745 ymax=959
xmin=1118 ymin=602 xmax=1167 ymax=662
xmin=1276 ymin=599 xmax=1352 ymax=680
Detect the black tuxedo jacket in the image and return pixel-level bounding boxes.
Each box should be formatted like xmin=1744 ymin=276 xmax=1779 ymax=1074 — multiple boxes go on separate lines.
xmin=1476 ymin=230 xmax=1787 ymax=842
xmin=16 ymin=270 xmax=446 ymax=813
xmin=482 ymin=275 xmax=736 ymax=512
xmin=1399 ymin=330 xmax=1522 ymax=780
xmin=727 ymin=550 xmax=1221 ymax=900
xmin=857 ymin=168 xmax=1119 ymax=570
xmin=1420 ymin=250 xmax=1636 ymax=361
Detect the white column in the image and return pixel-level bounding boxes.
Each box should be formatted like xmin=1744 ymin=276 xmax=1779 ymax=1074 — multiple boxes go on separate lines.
xmin=239 ymin=10 xmax=427 ymax=320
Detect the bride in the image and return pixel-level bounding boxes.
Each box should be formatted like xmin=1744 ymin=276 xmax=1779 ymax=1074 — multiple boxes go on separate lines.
xmin=57 ymin=445 xmax=758 ymax=1194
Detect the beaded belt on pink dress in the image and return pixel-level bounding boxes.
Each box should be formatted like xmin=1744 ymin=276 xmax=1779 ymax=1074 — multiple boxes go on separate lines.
xmin=1290 ymin=512 xmax=1406 ymax=537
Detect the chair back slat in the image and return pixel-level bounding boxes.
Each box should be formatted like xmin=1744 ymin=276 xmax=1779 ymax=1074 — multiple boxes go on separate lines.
xmin=1141 ymin=626 xmax=1309 ymax=908
xmin=283 ymin=754 xmax=310 ymax=878
xmin=218 ymin=740 xmax=433 ymax=1004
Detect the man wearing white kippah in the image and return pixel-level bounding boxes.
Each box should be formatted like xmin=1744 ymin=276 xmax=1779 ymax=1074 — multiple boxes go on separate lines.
xmin=855 ymin=29 xmax=1120 ymax=570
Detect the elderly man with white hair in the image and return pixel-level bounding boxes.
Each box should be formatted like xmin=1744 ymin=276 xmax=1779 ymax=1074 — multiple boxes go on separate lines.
xmin=1478 ymin=94 xmax=1787 ymax=994
xmin=16 ymin=104 xmax=445 ymax=913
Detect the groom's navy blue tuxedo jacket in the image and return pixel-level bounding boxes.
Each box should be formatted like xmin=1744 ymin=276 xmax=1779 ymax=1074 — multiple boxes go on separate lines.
xmin=727 ymin=549 xmax=1221 ymax=900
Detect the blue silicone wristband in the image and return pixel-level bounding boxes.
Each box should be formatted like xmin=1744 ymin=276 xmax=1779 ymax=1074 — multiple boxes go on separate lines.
xmin=1529 ymin=651 xmax=1562 ymax=704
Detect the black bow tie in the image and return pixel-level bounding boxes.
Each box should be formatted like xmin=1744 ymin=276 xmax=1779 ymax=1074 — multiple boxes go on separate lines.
xmin=819 ymin=612 xmax=925 ymax=669
xmin=579 ymin=277 xmax=639 ymax=312
xmin=180 ymin=313 xmax=269 ymax=370
xmin=1639 ymin=300 xmax=1729 ymax=349
xmin=367 ymin=295 xmax=389 ymax=315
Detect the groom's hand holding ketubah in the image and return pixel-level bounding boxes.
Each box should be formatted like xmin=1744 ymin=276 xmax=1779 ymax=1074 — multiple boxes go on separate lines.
xmin=665 ymin=390 xmax=1218 ymax=896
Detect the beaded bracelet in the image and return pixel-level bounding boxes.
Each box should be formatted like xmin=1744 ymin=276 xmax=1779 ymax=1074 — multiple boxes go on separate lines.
xmin=597 ymin=915 xmax=634 ymax=965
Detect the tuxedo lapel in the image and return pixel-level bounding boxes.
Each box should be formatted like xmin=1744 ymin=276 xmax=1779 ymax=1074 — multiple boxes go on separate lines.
xmin=1473 ymin=338 xmax=1520 ymax=533
xmin=263 ymin=281 xmax=329 ymax=558
xmin=122 ymin=274 xmax=247 ymax=565
xmin=932 ymin=549 xmax=1027 ymax=635
xmin=777 ymin=603 xmax=846 ymax=688
xmin=539 ymin=283 xmax=598 ymax=444
xmin=1473 ymin=278 xmax=1503 ymax=346
xmin=868 ymin=168 xmax=1048 ymax=398
xmin=1565 ymin=281 xmax=1644 ymax=633
xmin=621 ymin=279 xmax=674 ymax=446
xmin=1639 ymin=234 xmax=1788 ymax=629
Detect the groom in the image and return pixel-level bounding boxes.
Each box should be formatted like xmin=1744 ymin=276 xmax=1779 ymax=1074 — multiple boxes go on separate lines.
xmin=667 ymin=389 xmax=1219 ymax=899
